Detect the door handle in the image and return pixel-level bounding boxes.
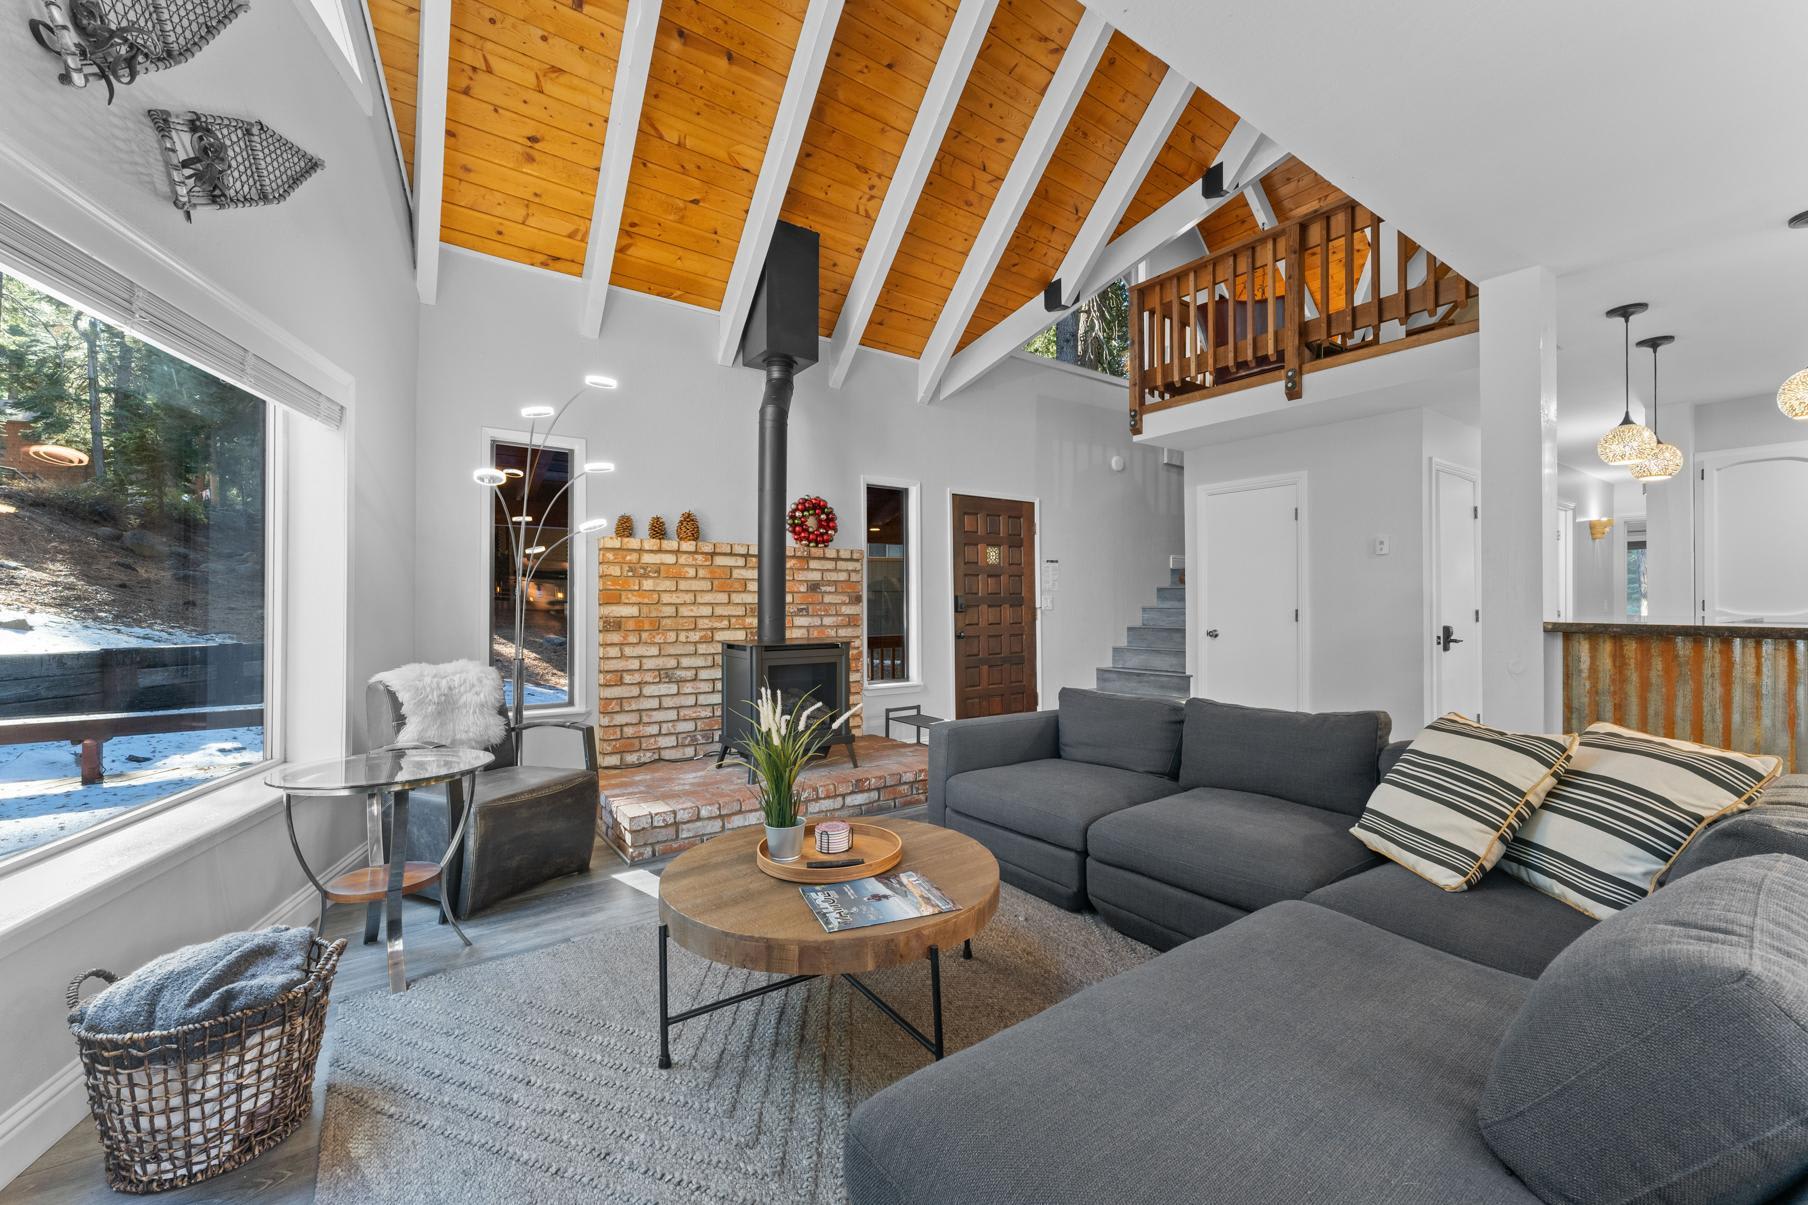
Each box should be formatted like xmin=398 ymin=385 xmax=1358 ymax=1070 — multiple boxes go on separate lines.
xmin=1205 ymin=629 xmax=1220 ymax=639
xmin=1440 ymin=624 xmax=1464 ymax=652
xmin=956 ymin=630 xmax=967 ymax=640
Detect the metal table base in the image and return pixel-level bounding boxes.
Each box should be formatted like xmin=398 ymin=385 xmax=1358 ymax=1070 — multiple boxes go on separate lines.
xmin=655 ymin=925 xmax=973 ymax=1069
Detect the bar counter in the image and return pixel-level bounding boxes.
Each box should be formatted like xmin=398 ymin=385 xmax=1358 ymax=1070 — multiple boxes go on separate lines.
xmin=1545 ymin=621 xmax=1805 ymax=771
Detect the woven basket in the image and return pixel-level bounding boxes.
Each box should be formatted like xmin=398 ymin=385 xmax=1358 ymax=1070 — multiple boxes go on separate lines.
xmin=68 ymin=936 xmax=346 ymax=1194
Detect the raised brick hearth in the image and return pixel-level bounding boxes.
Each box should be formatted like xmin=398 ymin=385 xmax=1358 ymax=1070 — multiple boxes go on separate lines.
xmin=600 ymin=735 xmax=928 ymax=862
xmin=595 ymin=537 xmax=864 ymax=769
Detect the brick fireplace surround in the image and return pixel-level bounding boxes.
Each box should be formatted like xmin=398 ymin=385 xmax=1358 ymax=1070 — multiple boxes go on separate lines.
xmin=595 ymin=536 xmax=927 ymax=861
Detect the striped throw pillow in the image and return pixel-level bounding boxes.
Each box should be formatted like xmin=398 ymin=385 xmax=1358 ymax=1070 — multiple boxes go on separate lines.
xmin=1499 ymin=723 xmax=1782 ymax=919
xmin=1350 ymin=714 xmax=1576 ymax=890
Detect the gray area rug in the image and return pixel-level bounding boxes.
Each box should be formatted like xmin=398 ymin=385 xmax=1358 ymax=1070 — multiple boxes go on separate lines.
xmin=315 ymin=885 xmax=1152 ymax=1204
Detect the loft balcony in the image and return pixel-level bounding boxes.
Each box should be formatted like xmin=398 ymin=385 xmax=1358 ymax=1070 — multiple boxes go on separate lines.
xmin=1128 ymin=201 xmax=1479 ymax=434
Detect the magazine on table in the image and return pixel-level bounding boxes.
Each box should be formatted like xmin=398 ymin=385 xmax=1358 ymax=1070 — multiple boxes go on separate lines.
xmin=799 ymin=871 xmax=959 ymax=933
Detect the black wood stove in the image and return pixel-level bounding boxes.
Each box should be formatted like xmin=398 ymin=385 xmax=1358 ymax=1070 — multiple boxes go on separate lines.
xmin=716 ymin=221 xmax=855 ymax=769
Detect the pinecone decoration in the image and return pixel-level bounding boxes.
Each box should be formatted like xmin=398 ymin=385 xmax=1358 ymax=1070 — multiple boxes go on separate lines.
xmin=676 ymin=510 xmax=700 ymax=542
xmin=613 ymin=514 xmax=634 ymax=538
xmin=647 ymin=515 xmax=668 ymax=541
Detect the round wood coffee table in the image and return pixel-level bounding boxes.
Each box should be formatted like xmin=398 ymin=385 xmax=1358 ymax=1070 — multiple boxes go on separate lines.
xmin=655 ymin=817 xmax=1000 ymax=1068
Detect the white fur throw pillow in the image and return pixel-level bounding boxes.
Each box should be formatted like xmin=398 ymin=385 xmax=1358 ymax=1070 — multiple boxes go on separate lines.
xmin=371 ymin=660 xmax=508 ymax=750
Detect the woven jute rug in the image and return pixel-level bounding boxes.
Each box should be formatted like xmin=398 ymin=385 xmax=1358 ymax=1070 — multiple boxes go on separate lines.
xmin=315 ymin=885 xmax=1151 ymax=1204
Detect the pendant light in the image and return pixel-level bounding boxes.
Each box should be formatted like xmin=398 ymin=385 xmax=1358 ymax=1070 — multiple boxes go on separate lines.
xmin=1630 ymin=335 xmax=1682 ymax=481
xmin=1779 ymin=211 xmax=1808 ymax=419
xmin=1598 ymin=302 xmax=1658 ymax=465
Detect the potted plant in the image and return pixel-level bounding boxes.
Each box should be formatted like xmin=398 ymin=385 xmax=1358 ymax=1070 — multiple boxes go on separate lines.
xmin=734 ymin=687 xmax=860 ymax=862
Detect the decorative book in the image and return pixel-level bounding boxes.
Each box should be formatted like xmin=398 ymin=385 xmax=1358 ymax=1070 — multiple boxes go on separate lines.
xmin=799 ymin=871 xmax=958 ymax=933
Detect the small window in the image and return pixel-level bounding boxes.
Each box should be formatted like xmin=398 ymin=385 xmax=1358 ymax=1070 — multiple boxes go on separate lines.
xmin=307 ymin=0 xmax=363 ymax=81
xmin=1023 ymin=279 xmax=1130 ymax=379
xmin=0 ymin=268 xmax=269 ymax=864
xmin=488 ymin=440 xmax=572 ymax=709
xmin=1626 ymin=536 xmax=1649 ymax=618
xmin=865 ymin=483 xmax=913 ymax=683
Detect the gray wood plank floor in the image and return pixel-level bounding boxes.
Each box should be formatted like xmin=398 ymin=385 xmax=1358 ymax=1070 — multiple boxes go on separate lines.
xmin=5 ymin=804 xmax=929 ymax=1203
xmin=3 ymin=833 xmax=673 ymax=1205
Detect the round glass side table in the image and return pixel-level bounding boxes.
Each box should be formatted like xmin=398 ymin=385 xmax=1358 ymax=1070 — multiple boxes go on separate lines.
xmin=268 ymin=748 xmax=492 ymax=993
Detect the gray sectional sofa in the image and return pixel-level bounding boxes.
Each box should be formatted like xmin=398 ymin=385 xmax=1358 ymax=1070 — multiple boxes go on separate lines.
xmin=931 ymin=687 xmax=1402 ymax=946
xmin=855 ymin=689 xmax=1808 ymax=1204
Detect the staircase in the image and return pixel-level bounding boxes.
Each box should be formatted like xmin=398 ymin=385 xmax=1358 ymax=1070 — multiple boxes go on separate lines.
xmin=1095 ymin=561 xmax=1191 ymax=700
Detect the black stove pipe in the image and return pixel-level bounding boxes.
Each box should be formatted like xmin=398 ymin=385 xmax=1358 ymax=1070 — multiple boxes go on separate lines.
xmin=756 ymin=355 xmax=795 ymax=645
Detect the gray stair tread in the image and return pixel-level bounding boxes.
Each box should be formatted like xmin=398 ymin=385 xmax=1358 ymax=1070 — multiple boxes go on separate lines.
xmin=1141 ymin=606 xmax=1186 ymax=627
xmin=1095 ymin=667 xmax=1192 ymax=698
xmin=1112 ymin=646 xmax=1185 ymax=670
xmin=1126 ymin=626 xmax=1185 ymax=647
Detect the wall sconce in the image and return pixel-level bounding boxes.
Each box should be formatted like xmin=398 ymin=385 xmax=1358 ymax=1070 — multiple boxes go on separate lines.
xmin=1583 ymin=518 xmax=1615 ymax=541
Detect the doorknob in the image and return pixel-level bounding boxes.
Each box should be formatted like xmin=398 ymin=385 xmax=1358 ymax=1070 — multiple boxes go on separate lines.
xmin=1205 ymin=629 xmax=1220 ymax=639
xmin=1439 ymin=624 xmax=1464 ymax=652
xmin=956 ymin=630 xmax=967 ymax=640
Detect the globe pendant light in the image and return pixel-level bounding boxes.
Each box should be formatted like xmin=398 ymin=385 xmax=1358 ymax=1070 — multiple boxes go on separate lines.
xmin=1598 ymin=302 xmax=1658 ymax=465
xmin=1781 ymin=211 xmax=1808 ymax=419
xmin=1630 ymin=335 xmax=1683 ymax=482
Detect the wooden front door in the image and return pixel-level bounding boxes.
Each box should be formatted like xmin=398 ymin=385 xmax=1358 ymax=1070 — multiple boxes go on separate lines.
xmin=951 ymin=494 xmax=1037 ymax=718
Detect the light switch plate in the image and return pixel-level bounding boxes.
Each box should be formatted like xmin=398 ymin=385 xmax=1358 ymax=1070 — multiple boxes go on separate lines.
xmin=1373 ymin=536 xmax=1390 ymax=556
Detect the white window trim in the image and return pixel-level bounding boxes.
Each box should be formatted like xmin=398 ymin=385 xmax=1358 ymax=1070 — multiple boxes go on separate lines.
xmin=476 ymin=427 xmax=594 ymax=719
xmin=297 ymin=0 xmax=375 ymax=117
xmin=861 ymin=475 xmax=923 ymax=692
xmin=0 ymin=402 xmax=288 ymax=878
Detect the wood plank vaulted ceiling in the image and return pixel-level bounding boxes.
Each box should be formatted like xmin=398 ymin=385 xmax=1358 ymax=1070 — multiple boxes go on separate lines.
xmin=369 ymin=0 xmax=1360 ymax=367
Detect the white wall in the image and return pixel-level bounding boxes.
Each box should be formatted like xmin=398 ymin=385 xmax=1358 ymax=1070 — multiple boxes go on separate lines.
xmin=1180 ymin=407 xmax=1478 ymax=734
xmin=0 ymin=3 xmax=419 ymax=1183
xmin=413 ymin=251 xmax=1183 ymax=758
xmin=1555 ymin=463 xmax=1616 ymax=619
xmin=1696 ymin=392 xmax=1808 ymax=453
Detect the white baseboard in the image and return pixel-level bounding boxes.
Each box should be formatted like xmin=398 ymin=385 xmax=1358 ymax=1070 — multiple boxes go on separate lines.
xmin=0 ymin=1062 xmax=86 ymax=1191
xmin=0 ymin=844 xmax=363 ymax=1191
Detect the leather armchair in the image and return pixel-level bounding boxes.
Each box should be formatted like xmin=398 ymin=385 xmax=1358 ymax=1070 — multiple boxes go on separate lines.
xmin=365 ymin=681 xmax=599 ymax=918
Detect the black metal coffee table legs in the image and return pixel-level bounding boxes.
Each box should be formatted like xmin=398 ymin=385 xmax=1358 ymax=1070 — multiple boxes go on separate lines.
xmin=655 ymin=924 xmax=965 ymax=1070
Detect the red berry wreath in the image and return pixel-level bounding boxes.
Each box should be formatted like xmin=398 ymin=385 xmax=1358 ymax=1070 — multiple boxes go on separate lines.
xmin=787 ymin=495 xmax=838 ymax=546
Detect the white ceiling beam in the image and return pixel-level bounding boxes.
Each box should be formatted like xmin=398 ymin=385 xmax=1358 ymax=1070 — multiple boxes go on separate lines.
xmin=411 ymin=0 xmax=451 ymax=305
xmin=1244 ymin=178 xmax=1318 ymax=319
xmin=714 ymin=0 xmax=846 ymax=365
xmin=937 ymin=123 xmax=1286 ymax=400
xmin=914 ymin=9 xmax=1113 ymax=404
xmin=1045 ymin=69 xmax=1191 ymax=310
xmin=825 ymin=0 xmax=996 ymax=389
xmin=1243 ymin=178 xmax=1279 ymax=231
xmin=577 ymin=0 xmax=663 ymax=339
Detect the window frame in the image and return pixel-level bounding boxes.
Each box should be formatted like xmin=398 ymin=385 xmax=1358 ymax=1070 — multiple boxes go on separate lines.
xmin=860 ymin=475 xmax=922 ymax=692
xmin=296 ymin=0 xmax=375 ymax=116
xmin=0 ymin=396 xmax=285 ymax=878
xmin=477 ymin=427 xmax=593 ymax=718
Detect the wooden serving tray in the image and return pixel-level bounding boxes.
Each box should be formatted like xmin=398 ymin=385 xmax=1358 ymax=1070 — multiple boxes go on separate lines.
xmin=756 ymin=822 xmax=904 ymax=884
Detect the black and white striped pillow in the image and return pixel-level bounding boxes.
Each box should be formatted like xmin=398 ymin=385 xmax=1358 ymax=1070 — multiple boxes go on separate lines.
xmin=1351 ymin=714 xmax=1576 ymax=890
xmin=1499 ymin=723 xmax=1781 ymax=919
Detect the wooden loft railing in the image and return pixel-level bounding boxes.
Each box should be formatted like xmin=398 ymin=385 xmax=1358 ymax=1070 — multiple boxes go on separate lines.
xmin=1127 ymin=201 xmax=1480 ymax=433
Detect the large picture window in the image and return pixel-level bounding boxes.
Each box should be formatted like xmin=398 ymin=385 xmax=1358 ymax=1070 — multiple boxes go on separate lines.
xmin=488 ymin=439 xmax=572 ymax=709
xmin=0 ymin=268 xmax=268 ymax=864
xmin=865 ymin=482 xmax=914 ymax=684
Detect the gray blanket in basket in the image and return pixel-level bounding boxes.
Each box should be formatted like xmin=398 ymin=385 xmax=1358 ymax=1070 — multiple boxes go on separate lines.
xmin=71 ymin=926 xmax=315 ymax=1037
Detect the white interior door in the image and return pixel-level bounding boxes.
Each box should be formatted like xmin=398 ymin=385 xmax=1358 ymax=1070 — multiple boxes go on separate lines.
xmin=1431 ymin=464 xmax=1481 ymax=721
xmin=1700 ymin=443 xmax=1808 ymax=623
xmin=1200 ymin=478 xmax=1301 ymax=710
xmin=1554 ymin=503 xmax=1575 ymax=620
